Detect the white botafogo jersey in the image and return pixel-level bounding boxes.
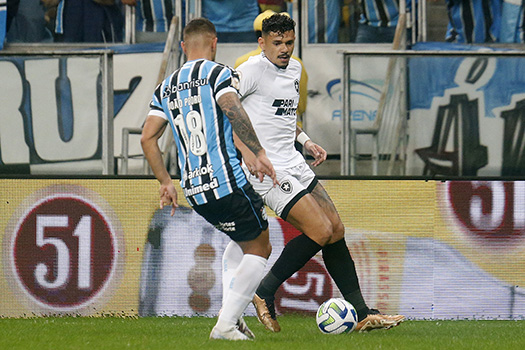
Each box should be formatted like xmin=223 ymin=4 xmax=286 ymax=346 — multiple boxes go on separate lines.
xmin=236 ymin=53 xmax=304 ymax=169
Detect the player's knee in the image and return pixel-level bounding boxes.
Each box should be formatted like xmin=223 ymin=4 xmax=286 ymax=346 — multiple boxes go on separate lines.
xmin=258 ymin=231 xmax=272 ymax=258
xmin=316 ymin=220 xmax=334 ymax=246
xmin=332 ymin=221 xmax=345 ymax=241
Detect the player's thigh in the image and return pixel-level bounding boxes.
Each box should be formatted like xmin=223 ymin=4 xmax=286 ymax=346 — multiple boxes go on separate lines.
xmin=262 ymin=172 xmax=308 ymax=219
xmin=258 ymin=163 xmax=315 ymax=219
xmin=310 ymin=181 xmax=345 ymax=241
xmin=285 ymin=192 xmax=333 ymax=246
xmin=193 ymin=184 xmax=270 ymax=255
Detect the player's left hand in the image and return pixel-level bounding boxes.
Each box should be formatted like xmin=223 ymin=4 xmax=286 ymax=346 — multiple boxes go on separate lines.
xmin=304 ymin=140 xmax=327 ymax=167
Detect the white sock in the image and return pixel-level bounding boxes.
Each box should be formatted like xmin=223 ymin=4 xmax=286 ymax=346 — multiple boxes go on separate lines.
xmin=216 ymin=254 xmax=267 ymax=330
xmin=222 ymin=241 xmax=244 ymax=303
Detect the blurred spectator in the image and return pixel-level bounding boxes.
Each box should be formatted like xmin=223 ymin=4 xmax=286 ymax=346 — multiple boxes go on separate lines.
xmin=500 ymin=0 xmax=524 ymax=43
xmin=6 ymin=0 xmax=53 ymax=43
xmin=308 ymin=0 xmax=341 ymax=43
xmin=1 ymin=0 xmax=20 ymax=49
xmin=258 ymin=0 xmax=287 ymax=12
xmin=445 ymin=0 xmax=502 ymax=43
xmin=356 ymin=0 xmax=411 ymax=43
xmin=202 ymin=0 xmax=259 ymax=42
xmin=5 ymin=0 xmax=19 ymax=30
xmin=121 ymin=0 xmax=185 ymax=43
xmin=42 ymin=0 xmax=59 ymax=35
xmin=54 ymin=0 xmax=124 ymax=43
xmin=234 ymin=10 xmax=308 ymax=126
xmin=340 ymin=0 xmax=359 ymax=42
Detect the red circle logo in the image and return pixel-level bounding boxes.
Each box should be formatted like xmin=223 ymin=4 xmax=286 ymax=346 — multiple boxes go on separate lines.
xmin=275 ymin=258 xmax=333 ymax=315
xmin=7 ymin=186 xmax=123 ymax=313
xmin=445 ymin=181 xmax=525 ymax=242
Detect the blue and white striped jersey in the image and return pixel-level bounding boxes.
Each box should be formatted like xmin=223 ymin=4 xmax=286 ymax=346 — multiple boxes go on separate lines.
xmin=308 ymin=0 xmax=341 ymax=43
xmin=359 ymin=0 xmax=412 ymax=28
xmin=136 ymin=0 xmax=181 ymax=33
xmin=149 ymin=59 xmax=247 ymax=206
xmin=446 ymin=0 xmax=502 ymax=43
xmin=500 ymin=0 xmax=524 ymax=43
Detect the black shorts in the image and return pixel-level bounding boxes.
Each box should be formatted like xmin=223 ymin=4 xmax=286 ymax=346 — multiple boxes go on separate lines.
xmin=192 ymin=183 xmax=268 ymax=242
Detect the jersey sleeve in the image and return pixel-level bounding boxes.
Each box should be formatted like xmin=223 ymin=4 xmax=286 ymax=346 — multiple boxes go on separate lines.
xmin=236 ymin=61 xmax=258 ymax=100
xmin=148 ymin=82 xmax=168 ymax=120
xmin=213 ymin=66 xmax=238 ymax=101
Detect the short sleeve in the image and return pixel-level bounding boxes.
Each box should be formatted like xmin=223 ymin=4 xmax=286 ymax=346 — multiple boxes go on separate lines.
xmin=214 ymin=66 xmax=238 ymax=101
xmin=148 ymin=83 xmax=168 ymax=120
xmin=236 ymin=60 xmax=258 ymax=100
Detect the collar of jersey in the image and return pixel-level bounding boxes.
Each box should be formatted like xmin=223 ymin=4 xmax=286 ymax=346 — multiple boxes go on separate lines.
xmin=261 ymin=52 xmax=288 ymax=71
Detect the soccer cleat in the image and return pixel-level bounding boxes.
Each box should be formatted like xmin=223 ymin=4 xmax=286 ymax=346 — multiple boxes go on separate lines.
xmin=237 ymin=317 xmax=255 ymax=339
xmin=252 ymin=294 xmax=281 ymax=332
xmin=355 ymin=309 xmax=405 ymax=333
xmin=209 ymin=325 xmax=252 ymax=341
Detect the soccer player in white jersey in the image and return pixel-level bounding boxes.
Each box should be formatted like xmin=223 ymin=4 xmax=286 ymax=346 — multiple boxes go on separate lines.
xmin=230 ymin=13 xmax=406 ymax=333
xmin=141 ymin=18 xmax=278 ymax=341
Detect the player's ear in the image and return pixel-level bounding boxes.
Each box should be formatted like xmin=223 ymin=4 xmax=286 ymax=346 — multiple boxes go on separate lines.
xmin=210 ymin=37 xmax=218 ymax=60
xmin=258 ymin=36 xmax=264 ymax=50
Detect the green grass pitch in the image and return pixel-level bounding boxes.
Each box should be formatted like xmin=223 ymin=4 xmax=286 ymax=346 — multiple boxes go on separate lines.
xmin=1 ymin=315 xmax=524 ymax=349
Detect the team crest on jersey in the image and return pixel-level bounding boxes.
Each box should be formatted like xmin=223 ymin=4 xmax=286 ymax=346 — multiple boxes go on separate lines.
xmin=294 ymin=79 xmax=299 ymax=94
xmin=279 ymin=180 xmax=293 ymax=194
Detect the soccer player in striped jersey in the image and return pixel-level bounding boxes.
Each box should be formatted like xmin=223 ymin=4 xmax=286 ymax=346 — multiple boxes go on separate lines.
xmin=232 ymin=13 xmax=405 ymax=333
xmin=445 ymin=0 xmax=502 ymax=43
xmin=141 ymin=17 xmax=278 ymax=341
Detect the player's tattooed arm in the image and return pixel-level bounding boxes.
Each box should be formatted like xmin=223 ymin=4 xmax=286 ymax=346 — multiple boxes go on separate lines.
xmin=218 ymin=92 xmax=263 ymax=156
xmin=218 ymin=91 xmax=278 ymax=185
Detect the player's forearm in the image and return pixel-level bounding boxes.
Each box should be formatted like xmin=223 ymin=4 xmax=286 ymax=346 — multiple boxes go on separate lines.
xmin=218 ymin=93 xmax=263 ymax=156
xmin=141 ymin=139 xmax=172 ymax=186
xmin=233 ymin=132 xmax=253 ymax=157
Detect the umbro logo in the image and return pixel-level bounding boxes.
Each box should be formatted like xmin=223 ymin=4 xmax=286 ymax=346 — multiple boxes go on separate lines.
xmin=215 ymin=221 xmax=236 ymax=232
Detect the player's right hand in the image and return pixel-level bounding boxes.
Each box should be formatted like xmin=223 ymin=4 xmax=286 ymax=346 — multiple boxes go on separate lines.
xmin=254 ymin=151 xmax=279 ymax=187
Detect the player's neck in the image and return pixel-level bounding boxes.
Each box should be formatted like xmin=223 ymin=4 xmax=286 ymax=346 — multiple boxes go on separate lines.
xmin=186 ymin=47 xmax=215 ymax=62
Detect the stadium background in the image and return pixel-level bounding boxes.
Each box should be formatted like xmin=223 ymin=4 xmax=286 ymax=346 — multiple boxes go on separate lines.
xmin=1 ymin=1 xmax=525 ymax=324
xmin=1 ymin=179 xmax=524 ymax=320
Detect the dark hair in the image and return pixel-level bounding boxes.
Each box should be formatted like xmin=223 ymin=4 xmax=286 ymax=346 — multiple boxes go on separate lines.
xmin=261 ymin=14 xmax=295 ymax=36
xmin=183 ymin=17 xmax=216 ymax=40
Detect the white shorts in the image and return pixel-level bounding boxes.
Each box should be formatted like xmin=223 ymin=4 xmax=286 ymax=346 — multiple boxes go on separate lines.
xmin=244 ymin=161 xmax=318 ymax=219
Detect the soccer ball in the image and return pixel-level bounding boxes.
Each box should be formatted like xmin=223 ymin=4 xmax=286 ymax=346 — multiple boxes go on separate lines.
xmin=316 ymin=298 xmax=358 ymax=334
